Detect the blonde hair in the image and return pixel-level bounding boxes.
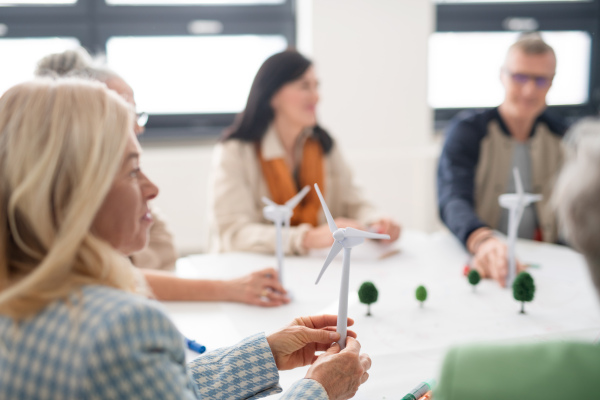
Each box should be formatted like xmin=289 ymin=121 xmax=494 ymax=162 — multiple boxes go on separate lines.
xmin=553 ymin=118 xmax=600 ymax=293
xmin=0 ymin=78 xmax=143 ymax=319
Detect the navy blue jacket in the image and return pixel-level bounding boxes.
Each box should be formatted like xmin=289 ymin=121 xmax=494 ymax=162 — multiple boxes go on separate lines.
xmin=437 ymin=107 xmax=567 ymax=247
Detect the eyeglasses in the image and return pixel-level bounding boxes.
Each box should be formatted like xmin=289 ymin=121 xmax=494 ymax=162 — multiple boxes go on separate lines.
xmin=504 ymin=69 xmax=554 ymax=89
xmin=136 ymin=112 xmax=148 ymax=128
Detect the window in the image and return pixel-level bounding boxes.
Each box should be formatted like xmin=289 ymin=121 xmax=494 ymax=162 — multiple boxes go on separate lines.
xmin=106 ymin=0 xmax=284 ymax=4
xmin=435 ymin=0 xmax=589 ymax=3
xmin=0 ymin=0 xmax=295 ymax=140
xmin=0 ymin=1 xmax=77 ymax=4
xmin=107 ymin=35 xmax=287 ymax=114
xmin=0 ymin=37 xmax=79 ymax=95
xmin=429 ymin=31 xmax=591 ymax=108
xmin=433 ymin=0 xmax=599 ymax=126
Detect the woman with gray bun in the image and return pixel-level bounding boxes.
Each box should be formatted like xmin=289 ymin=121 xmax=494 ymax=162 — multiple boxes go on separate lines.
xmin=35 ymin=48 xmax=290 ymax=306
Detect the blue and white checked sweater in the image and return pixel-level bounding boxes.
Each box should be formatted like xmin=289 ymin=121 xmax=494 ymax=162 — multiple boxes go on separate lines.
xmin=0 ymin=285 xmax=328 ymax=400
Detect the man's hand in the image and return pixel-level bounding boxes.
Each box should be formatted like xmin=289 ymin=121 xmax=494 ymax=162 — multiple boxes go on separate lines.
xmin=468 ymin=228 xmax=526 ymax=287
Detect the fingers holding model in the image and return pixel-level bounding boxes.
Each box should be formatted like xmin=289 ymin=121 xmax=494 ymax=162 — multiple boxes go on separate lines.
xmin=266 ymin=315 xmax=357 ymax=370
xmin=469 ymin=228 xmax=527 ymax=287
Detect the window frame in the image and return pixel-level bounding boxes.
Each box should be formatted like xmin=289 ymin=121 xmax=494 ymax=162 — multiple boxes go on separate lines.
xmin=434 ymin=1 xmax=600 ymax=128
xmin=0 ymin=0 xmax=296 ymax=140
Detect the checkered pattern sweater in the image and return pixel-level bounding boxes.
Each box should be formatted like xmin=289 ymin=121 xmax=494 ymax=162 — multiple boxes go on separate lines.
xmin=0 ymin=285 xmax=328 ymax=400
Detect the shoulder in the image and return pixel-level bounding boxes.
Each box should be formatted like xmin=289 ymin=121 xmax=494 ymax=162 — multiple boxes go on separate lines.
xmin=216 ymin=138 xmax=256 ymax=156
xmin=77 ymin=286 xmax=182 ymax=350
xmin=445 ymin=109 xmax=496 ymax=141
xmin=539 ymin=109 xmax=569 ymax=137
xmin=436 ymin=341 xmax=600 ymax=400
xmin=442 ymin=109 xmax=497 ymax=158
xmin=213 ymin=139 xmax=258 ymax=168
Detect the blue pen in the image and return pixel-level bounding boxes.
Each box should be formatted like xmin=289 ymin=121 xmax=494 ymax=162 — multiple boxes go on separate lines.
xmin=185 ymin=337 xmax=206 ymax=354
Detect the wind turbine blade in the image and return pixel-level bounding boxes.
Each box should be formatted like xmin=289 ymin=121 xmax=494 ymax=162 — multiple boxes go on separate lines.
xmin=262 ymin=196 xmax=277 ymax=206
xmin=314 ymin=184 xmax=338 ymax=233
xmin=513 ymin=168 xmax=524 ymax=197
xmin=525 ymin=194 xmax=543 ymax=204
xmin=344 ymin=227 xmax=390 ymax=240
xmin=315 ymin=241 xmax=343 ymax=284
xmin=285 ymin=185 xmax=310 ymax=210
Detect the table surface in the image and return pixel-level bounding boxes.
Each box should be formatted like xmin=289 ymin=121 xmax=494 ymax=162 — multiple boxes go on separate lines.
xmin=163 ymin=230 xmax=600 ymax=399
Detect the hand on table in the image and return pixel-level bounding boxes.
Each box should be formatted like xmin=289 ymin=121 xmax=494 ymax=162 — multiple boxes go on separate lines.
xmin=369 ymin=218 xmax=401 ymax=243
xmin=303 ymin=218 xmax=363 ymax=250
xmin=266 ymin=315 xmax=356 ymax=371
xmin=225 ymin=268 xmax=290 ymax=307
xmin=469 ymin=229 xmax=527 ymax=287
xmin=305 ymin=336 xmax=371 ymax=400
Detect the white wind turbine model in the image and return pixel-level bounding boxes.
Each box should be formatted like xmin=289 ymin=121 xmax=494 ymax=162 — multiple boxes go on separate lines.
xmin=499 ymin=167 xmax=542 ymax=287
xmin=313 ymin=183 xmax=390 ymax=349
xmin=262 ymin=185 xmax=311 ymax=286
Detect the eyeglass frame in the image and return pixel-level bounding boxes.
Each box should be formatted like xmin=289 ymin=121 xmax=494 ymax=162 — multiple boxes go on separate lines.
xmin=136 ymin=112 xmax=148 ymax=128
xmin=502 ymin=68 xmax=555 ymax=89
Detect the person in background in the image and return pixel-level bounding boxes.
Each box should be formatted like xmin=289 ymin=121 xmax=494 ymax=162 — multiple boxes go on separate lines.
xmin=434 ymin=119 xmax=600 ymax=399
xmin=36 ymin=48 xmax=289 ymax=306
xmin=437 ymin=33 xmax=567 ymax=287
xmin=209 ymin=50 xmax=401 ymax=255
xmin=0 ymin=78 xmax=371 ymax=399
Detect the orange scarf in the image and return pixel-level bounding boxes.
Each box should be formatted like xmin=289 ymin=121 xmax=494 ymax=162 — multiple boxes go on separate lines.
xmin=258 ymin=137 xmax=324 ymax=227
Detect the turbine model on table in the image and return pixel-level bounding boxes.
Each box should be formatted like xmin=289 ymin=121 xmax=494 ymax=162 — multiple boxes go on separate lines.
xmin=499 ymin=168 xmax=542 ymax=287
xmin=313 ymin=183 xmax=389 ymax=349
xmin=262 ymin=185 xmax=310 ymax=286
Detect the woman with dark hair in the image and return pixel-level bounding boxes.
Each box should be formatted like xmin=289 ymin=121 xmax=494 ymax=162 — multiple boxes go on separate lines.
xmin=209 ymin=50 xmax=401 ymax=254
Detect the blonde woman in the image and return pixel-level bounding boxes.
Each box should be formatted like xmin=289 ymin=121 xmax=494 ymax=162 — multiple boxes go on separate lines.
xmin=36 ymin=48 xmax=289 ymax=306
xmin=0 ymin=79 xmax=371 ymax=399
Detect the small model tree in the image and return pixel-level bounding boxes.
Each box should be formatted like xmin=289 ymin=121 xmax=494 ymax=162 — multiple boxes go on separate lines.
xmin=415 ymin=285 xmax=427 ymax=308
xmin=358 ymin=281 xmax=378 ymax=316
xmin=513 ymin=271 xmax=535 ymax=314
xmin=468 ymin=270 xmax=481 ymax=292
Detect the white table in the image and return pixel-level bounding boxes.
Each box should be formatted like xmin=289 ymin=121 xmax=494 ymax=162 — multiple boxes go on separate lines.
xmin=163 ymin=231 xmax=600 ymax=399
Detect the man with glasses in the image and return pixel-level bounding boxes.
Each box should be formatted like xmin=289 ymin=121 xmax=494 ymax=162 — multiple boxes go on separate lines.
xmin=437 ymin=33 xmax=567 ymax=287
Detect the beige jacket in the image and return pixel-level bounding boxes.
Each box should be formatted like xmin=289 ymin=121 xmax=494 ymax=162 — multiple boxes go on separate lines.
xmin=208 ymin=127 xmax=380 ymax=255
xmin=130 ymin=207 xmax=178 ymax=271
xmin=475 ymin=120 xmax=564 ymax=243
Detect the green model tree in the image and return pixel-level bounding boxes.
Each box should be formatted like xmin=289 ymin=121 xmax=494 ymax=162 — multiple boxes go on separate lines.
xmin=358 ymin=281 xmax=378 ymax=316
xmin=513 ymin=271 xmax=535 ymax=314
xmin=415 ymin=285 xmax=427 ymax=308
xmin=468 ymin=270 xmax=481 ymax=292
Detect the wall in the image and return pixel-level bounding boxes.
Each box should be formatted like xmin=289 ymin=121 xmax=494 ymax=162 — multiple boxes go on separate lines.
xmin=298 ymin=0 xmax=440 ymax=235
xmin=141 ymin=1 xmax=439 ymax=255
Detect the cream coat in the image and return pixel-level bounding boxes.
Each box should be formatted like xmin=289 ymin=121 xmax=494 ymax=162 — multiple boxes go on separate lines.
xmin=208 ymin=128 xmax=381 ymax=255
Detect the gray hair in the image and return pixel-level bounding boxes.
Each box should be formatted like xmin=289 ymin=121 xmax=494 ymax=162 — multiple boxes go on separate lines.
xmin=553 ymin=118 xmax=600 ymax=293
xmin=35 ymin=47 xmax=119 ymax=83
xmin=509 ymin=32 xmax=555 ymax=57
